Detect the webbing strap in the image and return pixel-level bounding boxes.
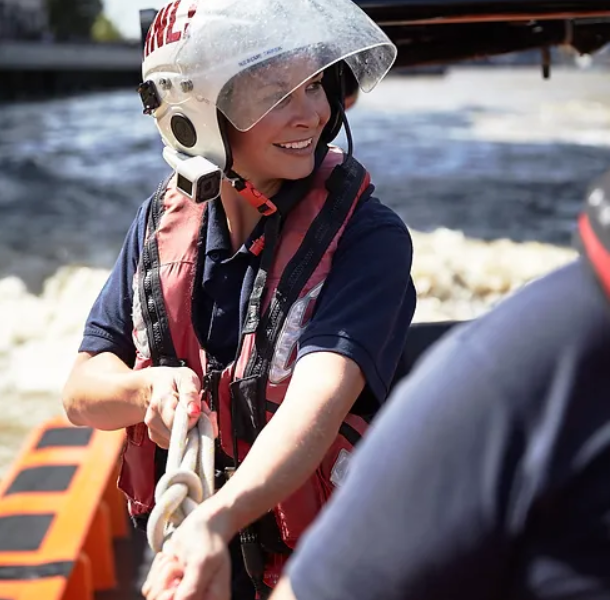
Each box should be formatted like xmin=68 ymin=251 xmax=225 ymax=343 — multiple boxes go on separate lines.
xmin=232 ymin=155 xmax=368 ymax=589
xmin=241 ymin=214 xmax=282 ymax=335
xmin=139 ymin=177 xmax=185 ymax=368
xmin=245 ymin=157 xmax=368 ymax=381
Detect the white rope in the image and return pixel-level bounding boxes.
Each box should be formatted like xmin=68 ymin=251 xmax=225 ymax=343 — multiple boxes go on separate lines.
xmin=147 ymin=404 xmax=215 ymax=552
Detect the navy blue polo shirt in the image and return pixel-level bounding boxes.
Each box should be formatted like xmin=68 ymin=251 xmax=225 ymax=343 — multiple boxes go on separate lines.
xmin=79 ymin=185 xmax=416 ymax=408
xmin=288 ymin=259 xmax=610 ymax=600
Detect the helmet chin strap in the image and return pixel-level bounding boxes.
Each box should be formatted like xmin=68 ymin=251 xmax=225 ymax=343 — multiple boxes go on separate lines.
xmin=336 ymin=100 xmax=354 ymax=158
xmin=225 ymin=170 xmax=278 ymax=216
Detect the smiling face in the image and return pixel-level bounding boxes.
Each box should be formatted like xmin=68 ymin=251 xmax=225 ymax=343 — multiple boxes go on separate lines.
xmin=226 ymin=70 xmax=332 ymax=196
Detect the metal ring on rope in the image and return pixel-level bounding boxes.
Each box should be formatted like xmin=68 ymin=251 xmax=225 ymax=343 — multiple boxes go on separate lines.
xmin=147 ymin=403 xmax=216 ymax=553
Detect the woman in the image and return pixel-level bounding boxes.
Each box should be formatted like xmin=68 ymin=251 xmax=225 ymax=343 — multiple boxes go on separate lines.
xmin=62 ymin=0 xmax=416 ymax=598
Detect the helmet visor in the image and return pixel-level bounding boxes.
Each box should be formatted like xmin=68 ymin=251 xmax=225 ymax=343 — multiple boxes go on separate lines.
xmin=168 ymin=0 xmax=396 ymax=131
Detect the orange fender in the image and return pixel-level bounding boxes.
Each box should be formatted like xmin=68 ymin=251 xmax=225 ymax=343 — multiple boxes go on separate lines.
xmin=0 ymin=417 xmax=127 ymax=600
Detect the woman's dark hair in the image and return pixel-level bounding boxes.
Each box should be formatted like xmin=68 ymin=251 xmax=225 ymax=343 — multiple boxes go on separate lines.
xmin=343 ymin=67 xmax=359 ymax=99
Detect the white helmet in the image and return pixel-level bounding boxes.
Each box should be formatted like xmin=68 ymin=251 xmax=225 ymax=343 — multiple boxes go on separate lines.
xmin=140 ymin=0 xmax=396 ymax=177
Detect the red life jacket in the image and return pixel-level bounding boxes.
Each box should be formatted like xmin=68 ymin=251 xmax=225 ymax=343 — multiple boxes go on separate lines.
xmin=118 ymin=148 xmax=374 ymax=589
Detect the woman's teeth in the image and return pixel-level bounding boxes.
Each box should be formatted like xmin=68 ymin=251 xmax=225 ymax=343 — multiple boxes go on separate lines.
xmin=277 ymin=138 xmax=313 ymax=150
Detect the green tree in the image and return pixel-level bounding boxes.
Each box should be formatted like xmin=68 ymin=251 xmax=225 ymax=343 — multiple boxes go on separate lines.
xmin=46 ymin=0 xmax=103 ymax=41
xmin=91 ymin=13 xmax=123 ymax=43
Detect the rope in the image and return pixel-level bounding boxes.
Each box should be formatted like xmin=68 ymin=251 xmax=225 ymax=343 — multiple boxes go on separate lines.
xmin=147 ymin=404 xmax=215 ymax=553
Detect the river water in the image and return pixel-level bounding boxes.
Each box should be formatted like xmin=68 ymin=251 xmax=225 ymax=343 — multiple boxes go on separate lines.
xmin=1 ymin=67 xmax=609 ymax=475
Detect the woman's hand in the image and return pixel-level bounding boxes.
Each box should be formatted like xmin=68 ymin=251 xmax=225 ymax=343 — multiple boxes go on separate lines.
xmin=142 ymin=505 xmax=233 ymax=600
xmin=143 ymin=366 xmax=204 ymax=449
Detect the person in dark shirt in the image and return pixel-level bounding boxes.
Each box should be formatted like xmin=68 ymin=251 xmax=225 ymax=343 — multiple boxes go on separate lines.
xmin=271 ymin=174 xmax=610 ymax=600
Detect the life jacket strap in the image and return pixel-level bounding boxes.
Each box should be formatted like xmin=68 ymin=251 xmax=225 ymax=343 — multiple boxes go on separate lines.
xmin=140 ymin=176 xmax=190 ymax=368
xmin=245 ymin=156 xmax=370 ymax=382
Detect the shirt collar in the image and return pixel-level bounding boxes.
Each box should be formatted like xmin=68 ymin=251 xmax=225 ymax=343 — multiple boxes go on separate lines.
xmin=206 ymin=198 xmax=266 ymax=259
